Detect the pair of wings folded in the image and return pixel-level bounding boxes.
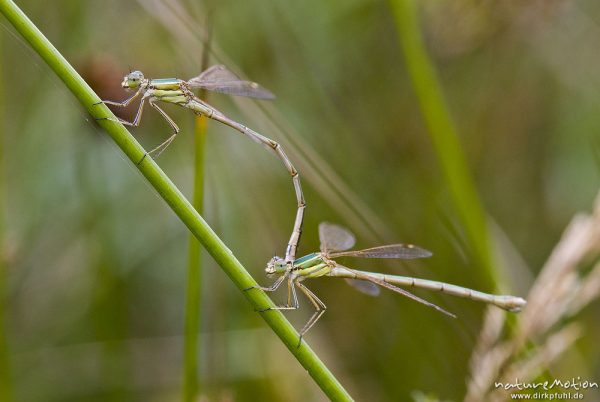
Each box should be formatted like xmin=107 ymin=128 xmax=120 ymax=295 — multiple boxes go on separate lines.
xmin=318 ymin=222 xmax=432 ymax=259
xmin=318 ymin=222 xmax=432 ymax=296
xmin=187 ymin=65 xmax=275 ymax=100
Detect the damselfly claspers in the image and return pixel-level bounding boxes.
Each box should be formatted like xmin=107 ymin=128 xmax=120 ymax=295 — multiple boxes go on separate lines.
xmin=253 ymin=222 xmax=526 ymax=344
xmin=96 ymin=65 xmax=304 ymax=264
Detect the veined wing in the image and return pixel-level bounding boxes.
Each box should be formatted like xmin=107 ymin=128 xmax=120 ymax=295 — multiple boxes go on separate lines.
xmin=329 ymin=244 xmax=432 ymax=259
xmin=319 ymin=222 xmax=356 ymax=253
xmin=344 ymin=278 xmax=381 ymax=296
xmin=187 ymin=65 xmax=275 ymax=99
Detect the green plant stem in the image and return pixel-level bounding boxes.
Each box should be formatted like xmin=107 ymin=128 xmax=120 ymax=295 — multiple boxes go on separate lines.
xmin=182 ymin=16 xmax=212 ymax=402
xmin=0 ymin=1 xmax=353 ymax=400
xmin=0 ymin=29 xmax=13 ymax=402
xmin=183 ymin=115 xmax=207 ymax=402
xmin=388 ymin=0 xmax=497 ymax=288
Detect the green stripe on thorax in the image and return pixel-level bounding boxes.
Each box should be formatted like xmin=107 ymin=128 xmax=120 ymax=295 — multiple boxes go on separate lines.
xmin=149 ymin=78 xmax=183 ymax=90
xmin=293 ymin=252 xmax=333 ymax=278
xmin=294 ymin=253 xmax=321 ymax=267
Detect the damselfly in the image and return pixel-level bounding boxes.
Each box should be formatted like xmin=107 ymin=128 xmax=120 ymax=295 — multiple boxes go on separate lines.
xmin=96 ymin=65 xmax=304 ymax=264
xmin=254 ymin=222 xmax=526 ymax=343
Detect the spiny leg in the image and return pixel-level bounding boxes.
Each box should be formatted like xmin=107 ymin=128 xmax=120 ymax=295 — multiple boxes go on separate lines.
xmin=286 ymin=275 xmax=293 ymax=306
xmin=256 ymin=276 xmax=300 ymax=313
xmin=94 ymin=88 xmax=142 ymax=107
xmin=209 ymin=113 xmax=305 ymax=264
xmin=94 ymin=90 xmax=178 ymax=162
xmin=245 ymin=271 xmax=288 ymax=293
xmin=296 ymin=281 xmax=326 ymax=347
xmin=97 ymin=96 xmax=146 ymax=128
xmin=142 ymin=101 xmax=180 ymax=160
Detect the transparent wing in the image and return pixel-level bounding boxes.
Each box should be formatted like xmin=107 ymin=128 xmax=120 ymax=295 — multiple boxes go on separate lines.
xmin=329 ymin=244 xmax=432 ymax=259
xmin=318 ymin=222 xmax=356 ymax=253
xmin=344 ymin=278 xmax=381 ymax=296
xmin=190 ymin=64 xmax=240 ymax=83
xmin=187 ymin=65 xmax=275 ymax=99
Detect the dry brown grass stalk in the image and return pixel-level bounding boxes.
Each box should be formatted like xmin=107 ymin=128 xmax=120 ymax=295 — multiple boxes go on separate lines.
xmin=465 ymin=190 xmax=600 ymax=401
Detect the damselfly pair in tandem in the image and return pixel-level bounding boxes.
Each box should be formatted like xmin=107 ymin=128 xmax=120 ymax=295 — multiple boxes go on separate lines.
xmin=98 ymin=66 xmax=526 ymax=346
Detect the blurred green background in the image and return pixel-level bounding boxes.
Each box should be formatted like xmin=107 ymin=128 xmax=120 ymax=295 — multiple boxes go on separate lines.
xmin=1 ymin=0 xmax=599 ymax=401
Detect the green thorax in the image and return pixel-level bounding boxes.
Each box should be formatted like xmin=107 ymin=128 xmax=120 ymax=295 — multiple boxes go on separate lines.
xmin=293 ymin=252 xmax=332 ymax=278
xmin=294 ymin=253 xmax=322 ymax=268
xmin=149 ymin=78 xmax=184 ymax=90
xmin=146 ymin=78 xmax=190 ymax=106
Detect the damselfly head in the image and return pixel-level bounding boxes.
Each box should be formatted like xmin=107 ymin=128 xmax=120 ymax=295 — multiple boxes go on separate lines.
xmin=266 ymin=256 xmax=286 ymax=275
xmin=121 ymin=70 xmax=144 ymax=89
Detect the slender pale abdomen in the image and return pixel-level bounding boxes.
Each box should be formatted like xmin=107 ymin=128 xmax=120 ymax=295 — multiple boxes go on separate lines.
xmin=328 ymin=267 xmax=527 ymax=312
xmin=185 ymin=99 xmax=219 ymax=117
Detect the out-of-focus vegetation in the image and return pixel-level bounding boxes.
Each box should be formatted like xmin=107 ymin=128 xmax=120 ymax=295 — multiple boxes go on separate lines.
xmin=1 ymin=1 xmax=599 ymax=401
